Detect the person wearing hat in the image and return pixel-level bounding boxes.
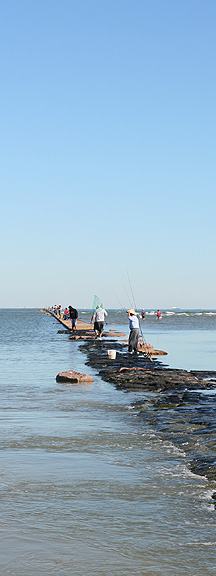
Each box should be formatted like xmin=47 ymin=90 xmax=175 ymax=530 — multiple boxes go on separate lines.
xmin=127 ymin=309 xmax=139 ymax=354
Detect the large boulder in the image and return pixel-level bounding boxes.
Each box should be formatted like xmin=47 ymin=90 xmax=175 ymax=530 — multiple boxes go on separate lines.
xmin=56 ymin=370 xmax=94 ymax=384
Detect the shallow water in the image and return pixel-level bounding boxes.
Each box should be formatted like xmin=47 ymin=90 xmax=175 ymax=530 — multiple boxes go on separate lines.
xmin=0 ymin=309 xmax=215 ymax=575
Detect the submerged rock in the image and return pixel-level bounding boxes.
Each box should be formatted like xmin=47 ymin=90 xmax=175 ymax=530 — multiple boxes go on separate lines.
xmin=58 ymin=330 xmax=71 ymax=334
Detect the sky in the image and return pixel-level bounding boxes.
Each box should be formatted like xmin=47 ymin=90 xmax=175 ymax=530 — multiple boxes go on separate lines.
xmin=1 ymin=0 xmax=216 ymax=309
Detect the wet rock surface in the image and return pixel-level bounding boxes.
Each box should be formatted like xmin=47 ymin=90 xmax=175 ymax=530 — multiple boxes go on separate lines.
xmin=80 ymin=339 xmax=216 ymax=483
xmin=56 ymin=370 xmax=94 ymax=384
xmin=135 ymin=390 xmax=216 ymax=482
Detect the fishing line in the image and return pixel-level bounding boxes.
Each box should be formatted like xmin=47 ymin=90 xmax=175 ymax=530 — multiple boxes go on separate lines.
xmin=122 ymin=283 xmax=133 ymax=309
xmin=112 ymin=290 xmax=125 ymax=311
xmin=126 ymin=268 xmax=137 ymax=312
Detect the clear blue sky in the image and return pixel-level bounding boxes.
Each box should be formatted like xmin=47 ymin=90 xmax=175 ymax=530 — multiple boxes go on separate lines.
xmin=1 ymin=0 xmax=216 ymax=309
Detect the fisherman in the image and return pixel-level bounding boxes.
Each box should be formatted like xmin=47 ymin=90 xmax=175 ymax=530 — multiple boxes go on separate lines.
xmin=91 ymin=305 xmax=107 ymax=339
xmin=157 ymin=309 xmax=162 ymax=320
xmin=69 ymin=306 xmax=78 ymax=331
xmin=141 ymin=309 xmax=145 ymax=320
xmin=127 ymin=309 xmax=139 ymax=354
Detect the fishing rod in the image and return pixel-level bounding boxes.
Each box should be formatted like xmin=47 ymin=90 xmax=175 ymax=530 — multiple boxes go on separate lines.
xmin=126 ymin=268 xmax=153 ymax=362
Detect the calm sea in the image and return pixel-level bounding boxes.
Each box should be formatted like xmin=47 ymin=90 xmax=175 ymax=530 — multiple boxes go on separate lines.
xmin=0 ymin=309 xmax=215 ymax=575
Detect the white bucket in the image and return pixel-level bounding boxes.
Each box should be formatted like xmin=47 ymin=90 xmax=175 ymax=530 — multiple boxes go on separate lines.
xmin=108 ymin=349 xmax=116 ymax=360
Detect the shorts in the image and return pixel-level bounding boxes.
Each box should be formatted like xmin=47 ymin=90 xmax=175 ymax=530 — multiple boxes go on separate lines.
xmin=94 ymin=321 xmax=104 ymax=334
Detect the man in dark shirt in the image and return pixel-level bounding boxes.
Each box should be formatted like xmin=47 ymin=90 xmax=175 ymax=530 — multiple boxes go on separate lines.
xmin=69 ymin=306 xmax=78 ymax=331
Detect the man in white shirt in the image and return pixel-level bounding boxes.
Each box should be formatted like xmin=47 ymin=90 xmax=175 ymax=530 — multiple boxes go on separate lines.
xmin=127 ymin=309 xmax=139 ymax=354
xmin=91 ymin=306 xmax=108 ymax=339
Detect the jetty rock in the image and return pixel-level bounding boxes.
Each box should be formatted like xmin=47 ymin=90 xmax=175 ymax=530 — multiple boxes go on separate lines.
xmin=56 ymin=370 xmax=94 ymax=384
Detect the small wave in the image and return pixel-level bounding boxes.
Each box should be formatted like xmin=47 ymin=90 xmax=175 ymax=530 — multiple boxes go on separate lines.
xmin=164 ymin=311 xmax=175 ymax=315
xmin=205 ymin=312 xmax=216 ymax=316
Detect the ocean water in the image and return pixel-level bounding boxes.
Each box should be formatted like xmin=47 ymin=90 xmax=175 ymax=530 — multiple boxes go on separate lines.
xmin=0 ymin=309 xmax=215 ymax=576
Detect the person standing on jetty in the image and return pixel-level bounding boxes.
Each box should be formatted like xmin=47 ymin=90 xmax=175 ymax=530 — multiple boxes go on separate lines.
xmin=157 ymin=309 xmax=162 ymax=320
xmin=69 ymin=306 xmax=78 ymax=331
xmin=127 ymin=309 xmax=139 ymax=354
xmin=63 ymin=307 xmax=69 ymax=320
xmin=91 ymin=305 xmax=107 ymax=339
xmin=141 ymin=309 xmax=145 ymax=320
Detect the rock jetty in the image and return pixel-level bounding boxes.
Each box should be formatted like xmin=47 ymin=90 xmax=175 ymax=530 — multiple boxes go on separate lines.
xmin=44 ymin=309 xmax=166 ymax=356
xmin=80 ymin=339 xmax=216 ymax=484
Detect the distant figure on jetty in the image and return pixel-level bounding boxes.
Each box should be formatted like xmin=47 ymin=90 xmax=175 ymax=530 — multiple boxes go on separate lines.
xmin=58 ymin=305 xmax=62 ymax=318
xmin=63 ymin=307 xmax=69 ymax=320
xmin=157 ymin=309 xmax=162 ymax=320
xmin=91 ymin=305 xmax=107 ymax=339
xmin=69 ymin=306 xmax=78 ymax=331
xmin=141 ymin=309 xmax=145 ymax=320
xmin=127 ymin=309 xmax=139 ymax=354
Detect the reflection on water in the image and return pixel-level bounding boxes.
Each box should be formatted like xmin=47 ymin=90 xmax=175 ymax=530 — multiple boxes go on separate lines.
xmin=0 ymin=310 xmax=215 ymax=575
